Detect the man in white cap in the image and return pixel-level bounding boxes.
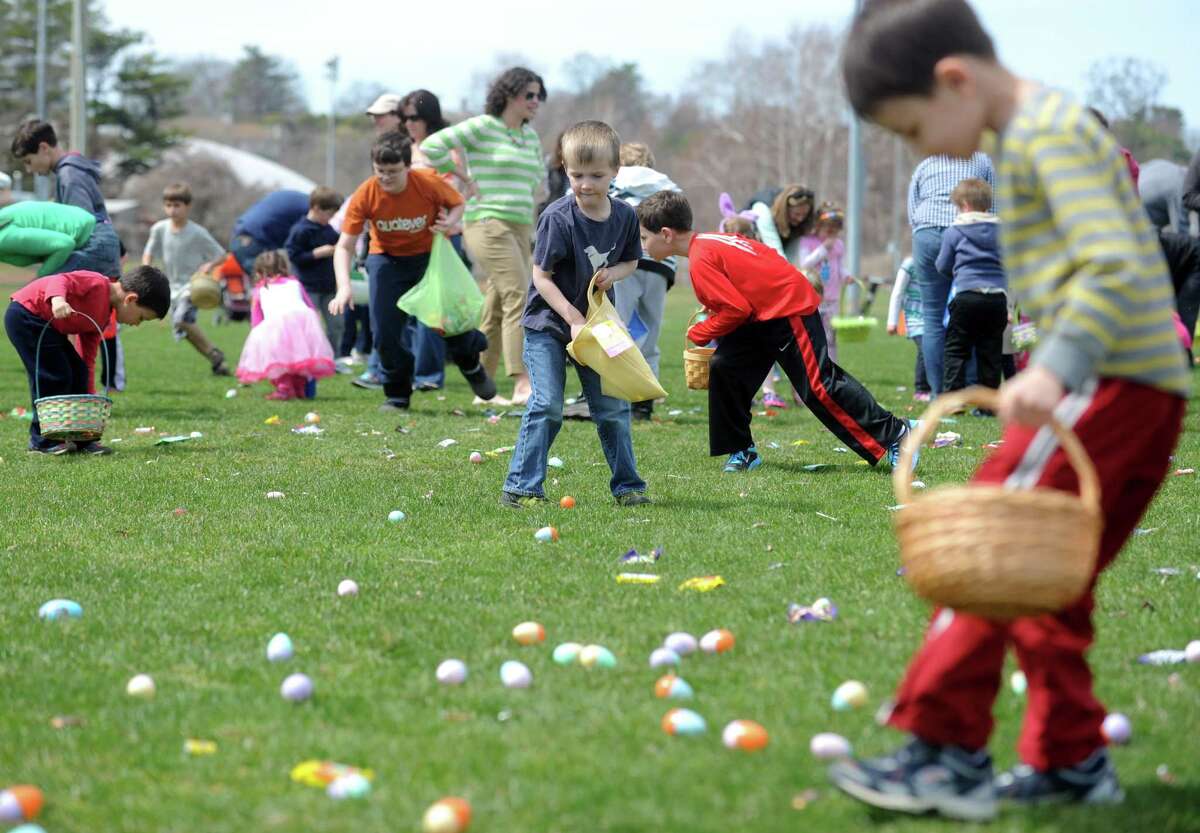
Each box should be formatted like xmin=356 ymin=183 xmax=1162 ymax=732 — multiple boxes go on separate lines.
xmin=365 ymin=94 xmax=403 ymax=134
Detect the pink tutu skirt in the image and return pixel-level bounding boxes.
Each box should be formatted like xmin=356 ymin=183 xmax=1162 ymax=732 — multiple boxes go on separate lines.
xmin=236 ymin=309 xmax=336 ymax=383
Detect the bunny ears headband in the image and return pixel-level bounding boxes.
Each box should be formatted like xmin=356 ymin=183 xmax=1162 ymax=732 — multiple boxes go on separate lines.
xmin=718 ymin=192 xmax=758 ymax=232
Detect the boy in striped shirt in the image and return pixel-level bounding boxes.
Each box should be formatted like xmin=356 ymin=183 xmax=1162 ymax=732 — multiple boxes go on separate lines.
xmin=830 ymin=0 xmax=1188 ymax=821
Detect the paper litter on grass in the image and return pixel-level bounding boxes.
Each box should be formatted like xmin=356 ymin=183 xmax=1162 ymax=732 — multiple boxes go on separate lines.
xmin=678 ymin=575 xmax=725 ymax=592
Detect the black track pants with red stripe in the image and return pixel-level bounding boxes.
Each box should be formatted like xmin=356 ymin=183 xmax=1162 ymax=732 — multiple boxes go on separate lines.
xmin=707 ymin=313 xmax=907 ymax=462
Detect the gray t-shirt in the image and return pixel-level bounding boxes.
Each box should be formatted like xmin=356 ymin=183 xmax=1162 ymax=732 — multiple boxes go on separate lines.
xmin=144 ymin=219 xmax=225 ymax=294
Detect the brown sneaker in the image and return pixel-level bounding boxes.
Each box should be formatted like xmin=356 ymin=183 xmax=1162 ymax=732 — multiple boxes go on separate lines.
xmin=209 ymin=347 xmax=231 ymax=376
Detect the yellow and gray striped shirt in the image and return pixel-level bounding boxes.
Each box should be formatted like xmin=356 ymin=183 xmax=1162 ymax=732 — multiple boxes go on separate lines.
xmin=422 ymin=115 xmax=545 ymax=227
xmin=996 ymin=87 xmax=1189 ymax=397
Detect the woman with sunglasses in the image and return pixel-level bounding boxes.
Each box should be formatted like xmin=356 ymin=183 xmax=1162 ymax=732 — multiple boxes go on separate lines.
xmin=422 ymin=67 xmax=547 ymax=406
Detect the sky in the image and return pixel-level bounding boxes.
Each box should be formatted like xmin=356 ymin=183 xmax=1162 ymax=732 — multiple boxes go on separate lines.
xmin=104 ymin=0 xmax=1199 ymax=140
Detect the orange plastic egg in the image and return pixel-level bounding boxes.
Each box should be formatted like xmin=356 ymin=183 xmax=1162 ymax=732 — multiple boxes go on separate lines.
xmin=1 ymin=784 xmax=44 ymax=821
xmin=422 ymin=796 xmax=471 ymax=833
xmin=700 ymin=628 xmax=735 ymax=654
xmin=560 ymin=495 xmax=576 ymax=509
xmin=511 ymin=621 xmax=546 ymax=646
xmin=722 ymin=720 xmax=769 ymax=751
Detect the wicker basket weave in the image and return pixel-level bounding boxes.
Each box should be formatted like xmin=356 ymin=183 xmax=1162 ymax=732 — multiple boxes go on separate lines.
xmin=682 ymin=310 xmax=714 ymax=391
xmin=34 ymin=313 xmax=113 ymax=442
xmin=189 ymin=273 xmax=222 ymax=309
xmin=892 ymin=387 xmax=1101 ymax=620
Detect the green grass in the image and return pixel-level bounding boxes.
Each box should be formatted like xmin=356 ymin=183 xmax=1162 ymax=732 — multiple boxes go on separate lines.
xmin=1 ymin=288 xmax=1198 ymax=833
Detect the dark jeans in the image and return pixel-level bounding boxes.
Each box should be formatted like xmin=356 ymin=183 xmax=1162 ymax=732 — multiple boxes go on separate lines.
xmin=230 ymin=234 xmax=268 ymax=276
xmin=944 ymin=291 xmax=1008 ymax=391
xmin=709 ymin=313 xmax=907 ymax=464
xmin=366 ymin=251 xmax=486 ymax=402
xmin=912 ymin=227 xmax=950 ymax=394
xmin=61 ymin=221 xmax=121 ymax=277
xmin=911 ymin=334 xmax=930 ymax=393
xmin=4 ymin=302 xmax=90 ymax=448
xmin=341 ymin=304 xmax=372 ymax=356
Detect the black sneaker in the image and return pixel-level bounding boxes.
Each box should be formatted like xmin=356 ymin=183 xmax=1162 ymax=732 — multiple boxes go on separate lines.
xmin=995 ymin=747 xmax=1124 ymax=806
xmin=379 ymin=399 xmax=410 ymax=412
xmin=631 ymin=400 xmax=654 ymax=421
xmin=208 ymin=347 xmax=231 ymax=376
xmin=499 ymin=491 xmax=548 ymax=509
xmin=28 ymin=441 xmax=75 ymax=455
xmin=415 ymin=381 xmax=442 ymax=392
xmin=828 ymin=737 xmax=996 ymax=822
xmin=615 ymin=492 xmax=652 ymax=507
xmin=462 ymin=364 xmax=496 ymax=401
xmin=75 ymin=441 xmax=114 ymax=456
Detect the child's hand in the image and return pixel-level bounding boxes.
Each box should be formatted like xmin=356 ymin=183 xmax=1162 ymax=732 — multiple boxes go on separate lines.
xmin=594 ymin=268 xmax=612 ymax=291
xmin=314 ymin=244 xmax=337 ymax=258
xmin=569 ymin=321 xmax=585 ymax=341
xmin=997 ymin=366 xmax=1064 ymax=427
xmin=328 ymin=290 xmax=353 ymax=316
xmin=887 ymin=324 xmax=898 ymax=335
xmin=50 ymin=297 xmax=75 ymax=319
xmin=431 ymin=209 xmax=452 ymax=235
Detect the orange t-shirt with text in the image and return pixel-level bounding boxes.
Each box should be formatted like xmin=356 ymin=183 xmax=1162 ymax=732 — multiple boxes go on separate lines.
xmin=342 ymin=169 xmax=464 ymax=257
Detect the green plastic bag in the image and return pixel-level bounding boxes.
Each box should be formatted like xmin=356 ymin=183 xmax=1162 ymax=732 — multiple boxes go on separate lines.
xmin=397 ymin=235 xmax=483 ymax=336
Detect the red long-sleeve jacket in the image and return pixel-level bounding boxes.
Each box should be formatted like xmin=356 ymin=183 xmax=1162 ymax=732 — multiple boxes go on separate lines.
xmin=11 ymin=270 xmax=113 ymax=393
xmin=686 ymin=233 xmax=820 ymax=344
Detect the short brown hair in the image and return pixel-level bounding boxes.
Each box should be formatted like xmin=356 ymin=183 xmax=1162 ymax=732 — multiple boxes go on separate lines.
xmin=619 ymin=142 xmax=655 ymax=168
xmin=841 ymin=0 xmax=996 ymax=119
xmin=720 ymin=216 xmax=760 ymax=240
xmin=562 ymin=121 xmax=621 ymax=170
xmin=162 ymin=182 xmax=192 ymax=204
xmin=252 ymin=249 xmax=290 ymax=278
xmin=636 ymin=190 xmax=692 ymax=233
xmin=310 ymin=186 xmax=343 ymax=211
xmin=10 ymin=119 xmax=57 ymax=157
xmin=372 ymin=130 xmax=412 ymax=167
xmin=951 ymin=177 xmax=992 ymax=212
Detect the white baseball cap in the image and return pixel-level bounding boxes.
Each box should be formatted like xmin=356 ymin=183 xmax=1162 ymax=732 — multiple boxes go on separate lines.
xmin=0 ymin=171 xmax=12 ymax=190
xmin=365 ymin=94 xmax=402 ymax=116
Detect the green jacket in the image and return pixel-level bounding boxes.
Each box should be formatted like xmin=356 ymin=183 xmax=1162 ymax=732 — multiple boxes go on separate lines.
xmin=0 ymin=202 xmax=96 ymax=276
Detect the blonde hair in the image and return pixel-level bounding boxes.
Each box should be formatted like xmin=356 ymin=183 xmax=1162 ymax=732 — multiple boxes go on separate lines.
xmin=252 ymin=249 xmax=291 ymax=280
xmin=720 ymin=216 xmax=760 ymax=240
xmin=951 ymin=177 xmax=992 ymax=212
xmin=619 ymin=142 xmax=655 ymax=168
xmin=561 ymin=120 xmax=620 ymax=169
xmin=771 ymin=185 xmax=816 ymax=243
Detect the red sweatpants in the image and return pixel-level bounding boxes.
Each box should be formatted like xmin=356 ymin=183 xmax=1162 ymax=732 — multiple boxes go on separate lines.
xmin=888 ymin=377 xmax=1184 ymax=769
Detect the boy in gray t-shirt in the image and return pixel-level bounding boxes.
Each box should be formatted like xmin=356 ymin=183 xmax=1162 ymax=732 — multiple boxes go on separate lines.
xmin=142 ymin=183 xmax=230 ymax=374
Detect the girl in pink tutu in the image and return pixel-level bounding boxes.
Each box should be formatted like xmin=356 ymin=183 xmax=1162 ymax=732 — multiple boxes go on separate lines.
xmin=237 ymin=250 xmax=336 ymax=400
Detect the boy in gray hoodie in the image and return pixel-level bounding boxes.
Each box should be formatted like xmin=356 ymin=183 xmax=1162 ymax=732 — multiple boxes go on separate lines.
xmin=935 ymin=177 xmax=1008 ymax=401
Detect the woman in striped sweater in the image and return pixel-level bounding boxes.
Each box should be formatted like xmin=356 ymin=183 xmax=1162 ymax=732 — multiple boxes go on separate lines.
xmin=422 ymin=67 xmax=547 ymax=406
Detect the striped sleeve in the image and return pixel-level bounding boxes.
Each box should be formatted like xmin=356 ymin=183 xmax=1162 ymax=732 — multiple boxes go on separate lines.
xmin=421 ymin=118 xmax=478 ymax=174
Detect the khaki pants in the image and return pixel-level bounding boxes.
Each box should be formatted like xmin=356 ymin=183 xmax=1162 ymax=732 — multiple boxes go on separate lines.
xmin=464 ymin=217 xmax=532 ymax=378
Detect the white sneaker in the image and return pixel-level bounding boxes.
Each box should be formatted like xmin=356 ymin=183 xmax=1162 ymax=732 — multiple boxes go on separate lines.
xmin=474 ymin=394 xmax=511 ymax=407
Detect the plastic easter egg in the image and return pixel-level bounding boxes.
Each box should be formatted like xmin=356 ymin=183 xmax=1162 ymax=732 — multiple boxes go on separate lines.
xmin=661 ymin=708 xmax=707 ymax=736
xmin=654 ymin=675 xmax=694 ymax=700
xmin=831 ymin=680 xmax=869 ymax=711
xmin=722 ymin=719 xmax=769 ymax=751
xmin=0 ymin=785 xmax=43 ymax=822
xmin=265 ymin=490 xmax=285 ymax=499
xmin=387 ymin=510 xmax=406 ymax=523
xmin=1010 ymin=670 xmax=1027 ymax=695
xmin=649 ymin=648 xmax=681 ymax=669
xmin=304 ymin=412 xmax=320 ymax=424
xmin=512 ymin=621 xmax=546 ymax=646
xmin=189 ymin=431 xmax=203 ymax=439
xmin=337 ymin=579 xmax=359 ymax=597
xmin=534 ymin=526 xmax=559 ymax=543
xmin=126 ymin=674 xmax=156 ymax=699
xmin=436 ymin=659 xmax=468 ymax=685
xmin=559 ymin=495 xmax=576 ymax=509
xmin=810 ymin=732 xmax=853 ymax=760
xmin=281 ymin=672 xmax=314 ymax=702
xmin=664 ymin=632 xmax=698 ymax=656
xmin=469 ymin=451 xmax=484 ymax=464
xmin=699 ymin=628 xmax=735 ymax=654
xmin=552 ymin=642 xmax=582 ymax=665
xmin=579 ymin=645 xmax=616 ymax=669
xmin=267 ymin=633 xmax=294 ymax=662
xmin=1186 ymin=640 xmax=1200 ymax=663
xmin=225 ymin=388 xmax=238 ymax=399
xmin=327 ymin=772 xmax=371 ymax=799
xmin=500 ymin=660 xmax=532 ymax=689
xmin=1101 ymin=712 xmax=1132 ymax=745
xmin=422 ymin=797 xmax=471 ymax=833
xmin=38 ymin=599 xmax=82 ymax=621
xmin=9 ymin=825 xmax=48 ymax=833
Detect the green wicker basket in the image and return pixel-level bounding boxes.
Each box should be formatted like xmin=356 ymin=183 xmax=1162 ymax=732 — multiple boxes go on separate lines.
xmin=34 ymin=312 xmax=113 ymax=442
xmin=830 ymin=278 xmax=877 ymax=342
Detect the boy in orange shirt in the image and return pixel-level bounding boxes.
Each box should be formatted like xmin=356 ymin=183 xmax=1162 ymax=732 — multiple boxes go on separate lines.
xmin=330 ymin=131 xmax=495 ymax=410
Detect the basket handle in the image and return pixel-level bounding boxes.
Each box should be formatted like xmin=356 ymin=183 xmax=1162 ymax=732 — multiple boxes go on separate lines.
xmin=33 ymin=310 xmax=112 ymax=403
xmin=683 ymin=308 xmax=708 ymax=350
xmin=892 ymin=386 xmax=1101 ymax=512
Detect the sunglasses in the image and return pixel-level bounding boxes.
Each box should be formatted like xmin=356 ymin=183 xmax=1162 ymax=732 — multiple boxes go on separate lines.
xmin=523 ymin=90 xmax=546 ymax=102
xmin=402 ymin=114 xmax=422 ymax=122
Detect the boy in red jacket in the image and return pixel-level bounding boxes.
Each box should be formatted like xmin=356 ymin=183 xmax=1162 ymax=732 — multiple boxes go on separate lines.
xmin=636 ymin=190 xmax=915 ymax=472
xmin=6 ymin=267 xmax=170 ymax=454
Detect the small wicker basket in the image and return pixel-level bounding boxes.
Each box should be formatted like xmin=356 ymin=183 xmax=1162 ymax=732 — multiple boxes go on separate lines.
xmin=830 ymin=278 xmax=876 ymax=343
xmin=189 ymin=273 xmax=222 ymax=309
xmin=34 ymin=313 xmax=113 ymax=442
xmin=892 ymin=387 xmax=1101 ymax=620
xmin=682 ymin=309 xmax=715 ymax=390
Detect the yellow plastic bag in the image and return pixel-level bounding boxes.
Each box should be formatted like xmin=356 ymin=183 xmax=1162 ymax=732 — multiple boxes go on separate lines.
xmin=567 ymin=274 xmax=668 ymax=402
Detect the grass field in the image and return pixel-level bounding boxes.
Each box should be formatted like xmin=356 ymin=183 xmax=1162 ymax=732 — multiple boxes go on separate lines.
xmin=1 ymin=280 xmax=1198 ymax=833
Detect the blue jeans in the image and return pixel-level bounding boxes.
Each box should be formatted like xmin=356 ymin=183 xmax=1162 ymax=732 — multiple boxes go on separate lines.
xmin=504 ymin=328 xmax=646 ymax=498
xmin=62 ymin=222 xmax=121 ymax=277
xmin=912 ymin=227 xmax=949 ymax=394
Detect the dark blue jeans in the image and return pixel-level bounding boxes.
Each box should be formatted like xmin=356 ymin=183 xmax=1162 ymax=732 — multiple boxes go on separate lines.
xmin=5 ymin=302 xmax=90 ymax=448
xmin=62 ymin=221 xmax=121 ymax=277
xmin=912 ymin=227 xmax=949 ymax=394
xmin=229 ymin=234 xmax=268 ymax=276
xmin=366 ymin=251 xmax=486 ymax=402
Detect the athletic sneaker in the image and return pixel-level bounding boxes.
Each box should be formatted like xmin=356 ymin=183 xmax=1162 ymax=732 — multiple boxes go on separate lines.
xmin=994 ymin=748 xmax=1124 ymax=806
xmin=379 ymin=399 xmax=409 ymax=412
xmin=763 ymin=392 xmax=787 ymax=409
xmin=499 ymin=492 xmax=548 ymax=509
xmin=75 ymin=441 xmax=114 ymax=456
xmin=352 ymin=371 xmax=383 ymax=390
xmin=723 ymin=446 xmax=762 ymax=473
xmin=887 ymin=419 xmax=921 ymax=472
xmin=828 ymin=737 xmax=997 ymax=822
xmin=208 ymin=347 xmax=231 ymax=376
xmin=913 ymin=391 xmax=932 ymax=402
xmin=462 ymin=364 xmax=497 ymax=401
xmin=28 ymin=441 xmax=75 ymax=455
xmin=615 ymin=492 xmax=652 ymax=507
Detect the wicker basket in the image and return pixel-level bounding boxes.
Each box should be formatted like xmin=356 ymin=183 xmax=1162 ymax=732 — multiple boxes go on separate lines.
xmin=892 ymin=387 xmax=1101 ymax=620
xmin=34 ymin=313 xmax=113 ymax=442
xmin=190 ymin=273 xmax=222 ymax=309
xmin=682 ymin=310 xmax=715 ymax=390
xmin=830 ymin=278 xmax=876 ymax=343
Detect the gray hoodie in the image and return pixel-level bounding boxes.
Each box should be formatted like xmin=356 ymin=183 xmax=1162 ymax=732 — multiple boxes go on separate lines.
xmin=54 ymin=152 xmax=110 ymax=223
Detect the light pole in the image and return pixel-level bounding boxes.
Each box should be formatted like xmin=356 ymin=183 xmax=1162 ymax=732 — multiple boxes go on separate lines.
xmin=325 ymin=57 xmax=339 ymax=188
xmin=34 ymin=0 xmax=49 ymax=198
xmin=69 ymin=0 xmax=87 ymax=153
xmin=845 ymin=0 xmax=867 ymax=311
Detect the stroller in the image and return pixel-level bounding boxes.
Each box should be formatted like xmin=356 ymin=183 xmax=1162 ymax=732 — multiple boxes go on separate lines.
xmin=213 ymin=253 xmax=252 ymax=323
